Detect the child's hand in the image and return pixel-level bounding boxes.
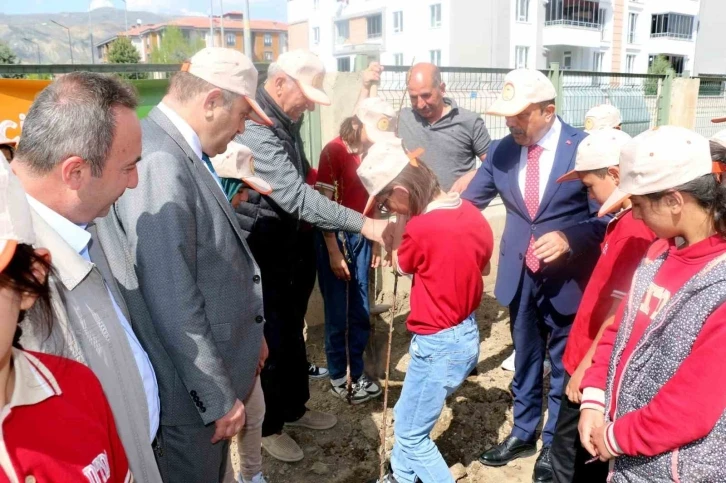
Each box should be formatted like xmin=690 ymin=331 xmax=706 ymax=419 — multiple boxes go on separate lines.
xmin=371 ymin=243 xmax=382 ymax=268
xmin=590 ymin=424 xmax=615 ymax=462
xmin=566 ymin=359 xmax=591 ymax=404
xmin=328 ymin=247 xmax=351 ymax=281
xmin=579 ymin=408 xmax=605 ymax=458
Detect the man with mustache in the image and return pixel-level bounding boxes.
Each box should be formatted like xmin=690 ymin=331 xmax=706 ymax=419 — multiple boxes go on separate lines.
xmin=462 ymin=69 xmax=607 ymax=483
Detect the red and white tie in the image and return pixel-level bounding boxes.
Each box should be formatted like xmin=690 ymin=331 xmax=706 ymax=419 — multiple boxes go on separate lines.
xmin=524 ymin=144 xmax=544 ymax=272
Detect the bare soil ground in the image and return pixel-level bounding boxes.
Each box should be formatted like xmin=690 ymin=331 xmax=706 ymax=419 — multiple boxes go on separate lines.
xmin=245 ymin=293 xmax=548 ymax=482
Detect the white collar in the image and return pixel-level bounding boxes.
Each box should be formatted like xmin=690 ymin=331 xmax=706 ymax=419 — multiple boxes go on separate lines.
xmin=7 ymin=349 xmax=62 ymax=410
xmin=424 ymin=192 xmax=463 ymax=214
xmin=25 ymin=196 xmax=90 ymax=255
xmin=534 ymin=116 xmax=562 ymax=152
xmin=158 ymin=102 xmax=204 ymax=161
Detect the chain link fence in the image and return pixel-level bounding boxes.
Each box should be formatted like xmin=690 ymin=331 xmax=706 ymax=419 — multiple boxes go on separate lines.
xmin=694 ymin=76 xmax=726 ymax=138
xmin=377 ymin=66 xmax=663 ymax=140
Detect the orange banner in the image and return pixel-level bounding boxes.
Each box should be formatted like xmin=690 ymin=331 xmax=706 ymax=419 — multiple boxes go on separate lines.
xmin=0 ymin=79 xmax=51 ymax=145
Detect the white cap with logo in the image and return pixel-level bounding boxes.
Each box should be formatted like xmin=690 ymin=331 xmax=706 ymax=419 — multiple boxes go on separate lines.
xmin=0 ymin=159 xmax=35 ymax=272
xmin=183 ymin=47 xmax=273 ymax=127
xmin=558 ymin=129 xmax=632 ymax=183
xmin=598 ymin=126 xmax=723 ymax=217
xmin=357 ymin=138 xmax=421 ymax=215
xmin=211 ymin=142 xmax=272 ymax=195
xmin=355 ymin=97 xmax=397 ymax=143
xmin=584 ymin=104 xmax=623 ymax=132
xmin=487 ymin=69 xmax=557 ymax=117
xmin=275 ymin=50 xmax=331 ymax=106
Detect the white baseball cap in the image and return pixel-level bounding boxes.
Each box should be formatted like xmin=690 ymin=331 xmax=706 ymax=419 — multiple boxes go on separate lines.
xmin=357 ymin=138 xmax=422 ymax=215
xmin=558 ymin=129 xmax=632 ymax=183
xmin=183 ymin=47 xmax=273 ymax=127
xmin=598 ymin=126 xmax=723 ymax=217
xmin=711 ymin=129 xmax=726 ymax=151
xmin=211 ymin=142 xmax=272 ymax=195
xmin=0 ymin=158 xmax=35 ymax=272
xmin=276 ymin=50 xmax=331 ymax=106
xmin=355 ymin=97 xmax=397 ymax=143
xmin=487 ymin=69 xmax=557 ymax=117
xmin=584 ymin=104 xmax=622 ymax=132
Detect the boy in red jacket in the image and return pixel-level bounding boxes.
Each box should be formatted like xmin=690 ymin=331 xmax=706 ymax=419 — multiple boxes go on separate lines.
xmin=549 ymin=129 xmax=655 ymax=483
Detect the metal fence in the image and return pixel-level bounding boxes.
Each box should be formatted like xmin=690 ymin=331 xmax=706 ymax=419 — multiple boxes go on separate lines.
xmin=694 ymin=76 xmax=726 ymax=138
xmin=377 ymin=66 xmax=663 ymax=140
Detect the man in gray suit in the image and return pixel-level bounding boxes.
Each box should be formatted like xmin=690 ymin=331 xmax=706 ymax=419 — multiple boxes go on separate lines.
xmin=12 ymin=72 xmax=163 ymax=483
xmin=101 ymin=48 xmax=275 ymax=483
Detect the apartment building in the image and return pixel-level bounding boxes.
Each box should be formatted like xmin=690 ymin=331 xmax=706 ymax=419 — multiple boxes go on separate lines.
xmin=97 ymin=12 xmax=288 ymax=64
xmin=287 ymin=0 xmax=703 ymax=74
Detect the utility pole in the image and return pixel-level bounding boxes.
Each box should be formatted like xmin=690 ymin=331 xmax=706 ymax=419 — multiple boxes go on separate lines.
xmin=243 ymin=0 xmax=252 ymax=57
xmin=121 ymin=0 xmax=128 ymax=33
xmin=50 ymin=20 xmax=74 ymax=64
xmin=209 ymin=0 xmax=215 ymax=47
xmin=89 ymin=4 xmax=95 ymax=64
xmin=219 ymin=0 xmax=225 ymax=46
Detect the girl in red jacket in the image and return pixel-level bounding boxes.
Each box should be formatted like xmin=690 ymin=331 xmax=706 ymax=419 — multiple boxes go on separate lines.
xmin=0 ymin=161 xmax=131 ymax=483
xmin=578 ymin=126 xmax=726 ymax=482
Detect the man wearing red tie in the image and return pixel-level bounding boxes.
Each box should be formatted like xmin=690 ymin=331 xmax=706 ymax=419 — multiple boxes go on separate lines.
xmin=462 ymin=70 xmax=606 ymax=483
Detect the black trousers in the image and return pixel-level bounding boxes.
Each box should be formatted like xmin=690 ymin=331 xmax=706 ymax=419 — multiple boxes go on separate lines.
xmin=248 ymin=227 xmax=317 ymax=437
xmin=550 ymin=373 xmax=609 ymax=483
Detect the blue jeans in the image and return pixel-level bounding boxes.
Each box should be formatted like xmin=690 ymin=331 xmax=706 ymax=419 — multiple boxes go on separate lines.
xmin=315 ymin=231 xmax=371 ymax=385
xmin=391 ymin=315 xmax=480 ymax=483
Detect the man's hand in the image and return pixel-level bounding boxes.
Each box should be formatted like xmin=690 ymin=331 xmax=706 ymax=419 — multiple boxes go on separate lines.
xmin=361 ymin=217 xmax=387 ymax=245
xmin=362 ymin=62 xmax=383 ymax=89
xmin=329 ymin=246 xmax=351 ymax=281
xmin=212 ymin=399 xmax=245 ymax=443
xmin=534 ymin=230 xmax=571 ymax=264
xmin=450 ymin=170 xmax=477 ymax=194
xmin=256 ymin=337 xmax=269 ymax=376
xmin=566 ymin=359 xmax=591 ymax=404
xmin=578 ymin=408 xmax=605 ymax=458
xmin=591 ymin=424 xmax=615 ymax=462
xmin=371 ymin=243 xmax=382 ymax=268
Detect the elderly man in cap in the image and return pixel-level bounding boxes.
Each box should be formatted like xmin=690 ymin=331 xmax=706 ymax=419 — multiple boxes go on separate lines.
xmin=462 ymin=69 xmax=606 ymax=483
xmin=12 ymin=72 xmax=162 ymax=483
xmin=583 ymin=104 xmax=622 ymax=132
xmin=99 ymin=47 xmax=274 ymax=483
xmin=359 ymin=62 xmax=491 ymax=193
xmin=235 ymin=49 xmax=387 ymax=463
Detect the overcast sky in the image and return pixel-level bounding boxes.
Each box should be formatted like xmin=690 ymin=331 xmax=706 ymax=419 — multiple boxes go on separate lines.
xmin=4 ymin=0 xmax=287 ymax=21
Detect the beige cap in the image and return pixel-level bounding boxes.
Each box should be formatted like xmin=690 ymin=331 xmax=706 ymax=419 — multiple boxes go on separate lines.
xmin=487 ymin=69 xmax=557 ymax=117
xmin=598 ymin=126 xmax=722 ymax=216
xmin=276 ymin=50 xmax=331 ymax=106
xmin=711 ymin=129 xmax=726 ymax=150
xmin=211 ymin=142 xmax=272 ymax=195
xmin=355 ymin=97 xmax=397 ymax=143
xmin=584 ymin=104 xmax=622 ymax=132
xmin=357 ymin=138 xmax=419 ymax=215
xmin=558 ymin=129 xmax=632 ymax=183
xmin=183 ymin=47 xmax=273 ymax=127
xmin=0 ymin=158 xmax=35 ymax=272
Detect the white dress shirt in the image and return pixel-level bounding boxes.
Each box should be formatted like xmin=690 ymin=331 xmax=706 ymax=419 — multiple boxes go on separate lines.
xmin=27 ymin=196 xmax=161 ymax=442
xmin=517 ymin=116 xmax=563 ymax=202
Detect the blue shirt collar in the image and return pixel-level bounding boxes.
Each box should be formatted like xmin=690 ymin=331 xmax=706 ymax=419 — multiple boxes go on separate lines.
xmin=25 ymin=196 xmax=91 ymax=255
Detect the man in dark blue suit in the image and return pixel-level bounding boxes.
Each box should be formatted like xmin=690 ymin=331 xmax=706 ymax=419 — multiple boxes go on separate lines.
xmin=463 ymin=70 xmax=606 ymax=483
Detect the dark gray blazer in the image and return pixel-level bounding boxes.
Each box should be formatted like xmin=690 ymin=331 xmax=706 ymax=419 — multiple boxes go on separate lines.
xmin=99 ymin=107 xmax=265 ymax=426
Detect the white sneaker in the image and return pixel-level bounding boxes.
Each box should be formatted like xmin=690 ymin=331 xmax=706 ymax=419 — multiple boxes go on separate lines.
xmin=239 ymin=473 xmax=267 ymax=483
xmin=501 ymin=351 xmax=516 ymax=372
xmin=357 ymin=374 xmax=382 ymax=398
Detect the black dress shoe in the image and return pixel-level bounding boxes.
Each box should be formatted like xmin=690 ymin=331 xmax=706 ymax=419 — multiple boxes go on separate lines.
xmin=533 ymin=446 xmax=553 ymax=483
xmin=479 ymin=435 xmax=537 ymax=467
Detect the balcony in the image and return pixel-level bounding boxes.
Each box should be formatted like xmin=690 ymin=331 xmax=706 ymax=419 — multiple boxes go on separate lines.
xmin=544 ymin=0 xmax=604 ymax=48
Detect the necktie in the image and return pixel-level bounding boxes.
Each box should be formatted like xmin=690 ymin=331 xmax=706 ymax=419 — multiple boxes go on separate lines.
xmin=524 ymin=144 xmax=544 ymax=272
xmin=202 ymin=153 xmax=224 ymax=190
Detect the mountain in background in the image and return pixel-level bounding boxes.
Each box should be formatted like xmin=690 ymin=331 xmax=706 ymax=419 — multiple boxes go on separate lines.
xmin=0 ymin=7 xmax=172 ymax=64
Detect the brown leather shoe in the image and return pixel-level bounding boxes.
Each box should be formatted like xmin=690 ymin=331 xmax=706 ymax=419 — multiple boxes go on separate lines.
xmin=285 ymin=409 xmax=337 ymax=430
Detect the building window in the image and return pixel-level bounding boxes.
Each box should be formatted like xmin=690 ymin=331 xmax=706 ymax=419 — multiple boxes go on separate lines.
xmin=393 ymin=11 xmax=403 ymax=33
xmin=593 ymin=51 xmax=604 ymax=71
xmin=649 ymin=54 xmax=685 ymax=74
xmin=430 ymin=4 xmax=442 ymax=28
xmin=313 ymin=27 xmax=320 ymax=44
xmin=545 ymin=0 xmax=604 ymax=29
xmin=337 ymin=56 xmax=351 ymax=72
xmin=264 ymin=33 xmax=272 ymax=46
xmin=367 ymin=14 xmax=382 ymax=39
xmin=628 ymin=12 xmax=638 ymax=43
xmin=626 ymin=54 xmax=636 ymax=73
xmin=563 ymin=51 xmax=572 ymax=70
xmin=429 ymin=49 xmax=441 ymax=66
xmin=264 ymin=51 xmax=273 ymax=61
xmin=650 ymin=13 xmax=694 ymax=40
xmin=335 ymin=20 xmax=349 ymax=44
xmin=516 ymin=0 xmax=530 ymax=22
xmin=394 ymin=53 xmax=404 ymax=66
xmin=226 ymin=33 xmax=236 ymax=46
xmin=515 ymin=46 xmax=529 ymax=69
xmin=599 ymin=8 xmax=606 ymax=40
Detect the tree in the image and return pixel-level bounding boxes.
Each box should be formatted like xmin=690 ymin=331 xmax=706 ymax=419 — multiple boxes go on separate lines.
xmin=0 ymin=41 xmax=21 ymax=79
xmin=149 ymin=26 xmax=205 ymax=64
xmin=107 ymin=36 xmax=146 ymax=80
xmin=645 ymin=55 xmax=676 ymax=96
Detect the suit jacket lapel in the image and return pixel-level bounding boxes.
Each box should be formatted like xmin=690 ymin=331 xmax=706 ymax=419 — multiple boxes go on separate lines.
xmin=504 ymin=138 xmax=529 ymax=218
xmin=536 ymin=122 xmax=578 ymax=219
